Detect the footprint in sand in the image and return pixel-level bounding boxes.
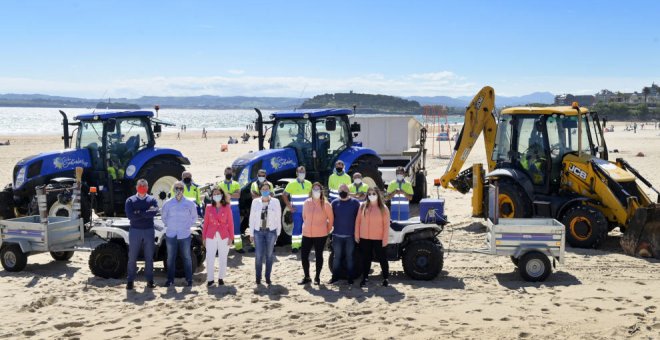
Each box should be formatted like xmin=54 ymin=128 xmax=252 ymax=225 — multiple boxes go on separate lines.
xmin=54 ymin=321 xmax=85 ymax=330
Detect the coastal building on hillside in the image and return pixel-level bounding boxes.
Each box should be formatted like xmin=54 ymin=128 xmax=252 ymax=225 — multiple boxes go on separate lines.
xmin=554 ymin=94 xmax=595 ymax=106
xmin=594 ymin=83 xmax=660 ymax=105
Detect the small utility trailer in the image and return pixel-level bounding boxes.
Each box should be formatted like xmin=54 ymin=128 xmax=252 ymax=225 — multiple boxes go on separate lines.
xmin=0 ymin=215 xmax=84 ymax=272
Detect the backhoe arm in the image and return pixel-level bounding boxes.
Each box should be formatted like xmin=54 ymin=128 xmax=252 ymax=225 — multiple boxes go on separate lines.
xmin=439 ymin=86 xmax=496 ymax=192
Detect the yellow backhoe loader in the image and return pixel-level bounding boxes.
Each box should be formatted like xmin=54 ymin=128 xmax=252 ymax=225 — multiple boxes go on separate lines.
xmin=438 ymin=86 xmax=660 ymax=258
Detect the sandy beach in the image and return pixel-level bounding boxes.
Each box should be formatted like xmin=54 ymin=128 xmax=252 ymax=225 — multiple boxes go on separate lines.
xmin=0 ymin=122 xmax=659 ymax=339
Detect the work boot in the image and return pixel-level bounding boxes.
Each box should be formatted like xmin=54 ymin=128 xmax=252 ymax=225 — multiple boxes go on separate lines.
xmin=146 ymin=281 xmax=156 ymax=289
xmin=207 ymin=281 xmax=214 ymax=287
xmin=314 ymin=276 xmax=320 ymax=285
xmin=126 ymin=281 xmax=134 ymax=290
xmin=299 ymin=277 xmax=312 ymax=285
xmin=163 ymin=281 xmax=174 ymax=288
xmin=382 ymin=279 xmax=389 ymax=287
xmin=218 ymin=279 xmax=224 ymax=286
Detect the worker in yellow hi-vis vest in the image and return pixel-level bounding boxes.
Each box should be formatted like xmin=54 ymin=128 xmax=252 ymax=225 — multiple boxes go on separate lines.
xmin=327 ymin=160 xmax=351 ymax=201
xmin=217 ymin=167 xmax=243 ymax=252
xmin=386 ymin=166 xmax=413 ymax=221
xmin=170 ymin=171 xmax=202 ymax=216
xmin=282 ymin=166 xmax=312 ymax=252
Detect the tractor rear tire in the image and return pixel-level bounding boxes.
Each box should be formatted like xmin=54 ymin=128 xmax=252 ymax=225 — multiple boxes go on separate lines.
xmin=402 ymin=240 xmax=443 ymax=280
xmin=137 ymin=159 xmax=185 ymax=207
xmin=518 ymin=251 xmax=551 ymax=282
xmin=89 ymin=242 xmax=128 ymax=279
xmin=497 ymin=181 xmax=532 ymax=218
xmin=1 ymin=244 xmax=28 ymax=272
xmin=562 ymin=205 xmax=608 ymax=249
xmin=351 ymin=159 xmax=384 ymax=189
xmin=412 ymin=171 xmax=427 ymax=204
xmin=50 ymin=251 xmax=75 ymax=261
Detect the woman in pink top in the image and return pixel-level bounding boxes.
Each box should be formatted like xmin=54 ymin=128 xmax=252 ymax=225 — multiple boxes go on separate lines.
xmin=355 ymin=186 xmax=390 ymax=288
xmin=203 ymin=186 xmax=234 ymax=287
xmin=299 ymin=182 xmax=334 ymax=285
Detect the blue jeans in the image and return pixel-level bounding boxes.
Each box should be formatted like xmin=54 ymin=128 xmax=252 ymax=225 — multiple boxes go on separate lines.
xmin=254 ymin=229 xmax=277 ymax=281
xmin=332 ymin=236 xmax=355 ymax=278
xmin=166 ymin=236 xmax=192 ymax=283
xmin=127 ymin=228 xmax=155 ymax=282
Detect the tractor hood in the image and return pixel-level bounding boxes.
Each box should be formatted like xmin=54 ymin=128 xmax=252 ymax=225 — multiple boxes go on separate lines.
xmin=592 ymin=158 xmax=636 ymax=182
xmin=232 ymin=148 xmax=298 ymax=187
xmin=13 ymin=149 xmax=92 ymax=190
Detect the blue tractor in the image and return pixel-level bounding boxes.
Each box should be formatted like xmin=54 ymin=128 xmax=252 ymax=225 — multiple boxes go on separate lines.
xmin=232 ymin=108 xmax=385 ymax=242
xmin=0 ymin=110 xmax=190 ymax=221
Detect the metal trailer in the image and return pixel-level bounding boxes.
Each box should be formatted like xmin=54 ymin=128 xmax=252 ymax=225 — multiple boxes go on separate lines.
xmin=0 ymin=215 xmax=85 ymax=272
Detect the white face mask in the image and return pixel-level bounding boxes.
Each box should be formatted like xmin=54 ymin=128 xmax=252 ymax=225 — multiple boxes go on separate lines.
xmin=354 ymin=178 xmax=362 ymax=185
xmin=396 ymin=174 xmax=404 ymax=181
xmin=257 ymin=176 xmax=266 ymax=183
xmin=312 ymin=190 xmax=321 ymax=199
xmin=298 ymin=173 xmax=306 ymax=180
xmin=368 ymin=194 xmax=378 ymax=202
xmin=213 ymin=194 xmax=223 ymax=202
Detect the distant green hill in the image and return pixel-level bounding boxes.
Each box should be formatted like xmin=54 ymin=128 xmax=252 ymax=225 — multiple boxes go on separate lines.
xmin=300 ymin=92 xmax=421 ymax=114
xmin=95 ymin=102 xmax=141 ymax=110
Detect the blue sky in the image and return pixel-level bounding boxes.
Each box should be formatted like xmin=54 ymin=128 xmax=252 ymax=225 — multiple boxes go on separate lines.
xmin=1 ymin=0 xmax=659 ymax=98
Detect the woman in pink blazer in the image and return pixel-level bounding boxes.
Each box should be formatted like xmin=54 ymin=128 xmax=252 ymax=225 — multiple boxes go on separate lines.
xmin=203 ymin=186 xmax=234 ymax=287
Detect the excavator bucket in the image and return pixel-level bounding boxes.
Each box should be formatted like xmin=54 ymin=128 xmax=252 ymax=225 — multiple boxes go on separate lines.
xmin=621 ymin=204 xmax=660 ymax=259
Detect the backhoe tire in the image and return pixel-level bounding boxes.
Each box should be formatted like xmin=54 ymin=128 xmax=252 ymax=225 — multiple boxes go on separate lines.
xmin=89 ymin=242 xmax=128 ymax=279
xmin=1 ymin=244 xmax=28 ymax=272
xmin=350 ymin=159 xmax=384 ymax=189
xmin=518 ymin=251 xmax=551 ymax=282
xmin=412 ymin=172 xmax=427 ymax=204
xmin=497 ymin=181 xmax=532 ymax=218
xmin=402 ymin=240 xmax=443 ymax=280
xmin=136 ymin=158 xmax=184 ymax=207
xmin=562 ymin=205 xmax=608 ymax=249
xmin=50 ymin=251 xmax=75 ymax=261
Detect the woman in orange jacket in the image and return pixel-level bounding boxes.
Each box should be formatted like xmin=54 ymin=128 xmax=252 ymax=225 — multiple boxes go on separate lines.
xmin=299 ymin=182 xmax=334 ymax=285
xmin=355 ymin=186 xmax=390 ymax=288
xmin=203 ymin=186 xmax=234 ymax=287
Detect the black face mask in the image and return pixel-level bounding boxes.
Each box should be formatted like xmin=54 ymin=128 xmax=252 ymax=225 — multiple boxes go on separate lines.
xmin=336 ymin=167 xmax=344 ymax=173
xmin=339 ymin=191 xmax=348 ymax=199
xmin=183 ymin=178 xmax=192 ymax=185
xmin=225 ymin=174 xmax=232 ymax=180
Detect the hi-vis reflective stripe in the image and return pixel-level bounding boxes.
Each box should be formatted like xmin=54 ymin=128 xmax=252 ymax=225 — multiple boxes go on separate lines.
xmin=230 ymin=200 xmax=239 ymax=206
xmin=390 ymin=194 xmax=409 ymax=205
xmin=329 ymin=189 xmax=339 ymax=199
xmin=291 ymin=194 xmax=307 ymax=206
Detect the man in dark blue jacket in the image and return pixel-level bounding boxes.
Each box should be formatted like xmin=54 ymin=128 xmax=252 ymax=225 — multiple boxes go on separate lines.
xmin=330 ymin=183 xmax=361 ymax=285
xmin=125 ymin=178 xmax=160 ymax=290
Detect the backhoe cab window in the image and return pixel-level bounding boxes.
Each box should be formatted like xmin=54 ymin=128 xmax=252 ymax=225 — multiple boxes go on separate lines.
xmin=492 ymin=115 xmax=513 ymax=162
xmin=273 ymin=119 xmax=312 ymax=149
xmin=549 ymin=115 xmax=593 ymax=155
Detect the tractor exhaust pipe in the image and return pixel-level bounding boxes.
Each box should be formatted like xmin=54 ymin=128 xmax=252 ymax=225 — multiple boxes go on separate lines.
xmin=60 ymin=110 xmax=70 ymax=149
xmin=254 ymin=108 xmax=265 ymax=151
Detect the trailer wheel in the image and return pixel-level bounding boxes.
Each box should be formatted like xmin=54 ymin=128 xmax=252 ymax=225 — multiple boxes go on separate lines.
xmin=518 ymin=251 xmax=551 ymax=282
xmin=1 ymin=244 xmax=28 ymax=272
xmin=510 ymin=256 xmax=519 ymax=267
xmin=562 ymin=205 xmax=608 ymax=249
xmin=89 ymin=242 xmax=128 ymax=279
xmin=412 ymin=171 xmax=427 ymax=204
xmin=402 ymin=240 xmax=443 ymax=280
xmin=50 ymin=251 xmax=75 ymax=261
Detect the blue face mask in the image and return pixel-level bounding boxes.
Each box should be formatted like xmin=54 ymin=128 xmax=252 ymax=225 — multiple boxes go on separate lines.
xmin=261 ymin=190 xmax=270 ymax=197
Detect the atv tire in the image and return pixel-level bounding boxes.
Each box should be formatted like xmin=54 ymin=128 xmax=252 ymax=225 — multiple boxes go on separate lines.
xmin=277 ymin=199 xmax=293 ymax=246
xmin=1 ymin=244 xmax=28 ymax=272
xmin=137 ymin=158 xmax=185 ymax=207
xmin=496 ymin=180 xmax=533 ymax=218
xmin=562 ymin=205 xmax=608 ymax=249
xmin=89 ymin=242 xmax=128 ymax=279
xmin=50 ymin=251 xmax=75 ymax=261
xmin=518 ymin=251 xmax=551 ymax=282
xmin=412 ymin=171 xmax=427 ymax=204
xmin=402 ymin=240 xmax=443 ymax=280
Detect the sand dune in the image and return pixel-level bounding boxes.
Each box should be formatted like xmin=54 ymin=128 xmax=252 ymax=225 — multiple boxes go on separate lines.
xmin=0 ymin=123 xmax=659 ymax=339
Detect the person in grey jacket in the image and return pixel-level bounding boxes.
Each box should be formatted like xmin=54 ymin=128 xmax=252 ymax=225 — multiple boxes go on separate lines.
xmin=161 ymin=181 xmax=198 ymax=287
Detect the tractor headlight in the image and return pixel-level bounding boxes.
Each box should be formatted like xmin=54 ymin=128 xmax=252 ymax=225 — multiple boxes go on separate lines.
xmin=14 ymin=166 xmax=26 ymax=189
xmin=238 ymin=167 xmax=249 ymax=187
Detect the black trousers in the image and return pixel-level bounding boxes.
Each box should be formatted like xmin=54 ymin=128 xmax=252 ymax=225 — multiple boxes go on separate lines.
xmin=360 ymin=239 xmax=389 ymax=280
xmin=301 ymin=236 xmax=327 ymax=279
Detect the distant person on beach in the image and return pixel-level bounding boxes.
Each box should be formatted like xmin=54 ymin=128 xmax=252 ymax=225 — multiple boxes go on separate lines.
xmin=203 ymin=186 xmax=234 ymax=287
xmin=177 ymin=132 xmax=181 ymax=140
xmin=299 ymin=182 xmax=333 ymax=286
xmin=330 ymin=183 xmax=360 ymax=285
xmin=355 ymin=186 xmax=390 ymax=288
xmin=161 ymin=181 xmax=197 ymax=287
xmin=125 ymin=179 xmax=159 ymax=290
xmin=248 ymin=182 xmax=281 ymax=285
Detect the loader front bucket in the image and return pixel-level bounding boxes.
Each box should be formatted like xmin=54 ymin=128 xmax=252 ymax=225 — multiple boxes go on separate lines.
xmin=621 ymin=204 xmax=660 ymax=259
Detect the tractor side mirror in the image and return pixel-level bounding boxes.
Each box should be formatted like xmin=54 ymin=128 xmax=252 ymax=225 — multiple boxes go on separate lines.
xmin=350 ymin=122 xmax=361 ymax=132
xmin=325 ymin=118 xmax=337 ymax=131
xmin=153 ymin=124 xmax=162 ymax=134
xmin=105 ymin=119 xmax=116 ymax=133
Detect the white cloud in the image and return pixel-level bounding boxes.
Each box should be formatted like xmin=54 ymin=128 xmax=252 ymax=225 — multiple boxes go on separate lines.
xmin=227 ymin=69 xmax=245 ymax=75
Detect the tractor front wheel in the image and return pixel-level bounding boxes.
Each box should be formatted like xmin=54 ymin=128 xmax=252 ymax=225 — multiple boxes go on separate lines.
xmin=136 ymin=159 xmax=184 ymax=208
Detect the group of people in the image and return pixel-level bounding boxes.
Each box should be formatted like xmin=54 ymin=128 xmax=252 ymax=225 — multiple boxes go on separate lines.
xmin=124 ymin=161 xmax=415 ymax=290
